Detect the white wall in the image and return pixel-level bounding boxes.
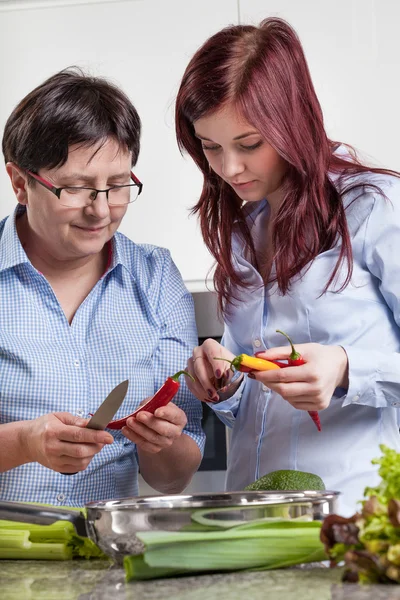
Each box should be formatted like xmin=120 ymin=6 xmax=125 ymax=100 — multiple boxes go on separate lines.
xmin=0 ymin=0 xmax=238 ymax=290
xmin=240 ymin=0 xmax=400 ymax=170
xmin=0 ymin=0 xmax=399 ymax=290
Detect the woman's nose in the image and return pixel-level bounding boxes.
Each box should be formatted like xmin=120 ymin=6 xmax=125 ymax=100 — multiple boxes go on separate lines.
xmin=221 ymin=152 xmax=245 ymax=179
xmin=85 ymin=190 xmax=110 ymax=218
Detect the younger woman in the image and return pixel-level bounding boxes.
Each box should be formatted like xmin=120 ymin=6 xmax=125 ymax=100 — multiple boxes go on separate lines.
xmin=175 ymin=17 xmax=400 ymax=515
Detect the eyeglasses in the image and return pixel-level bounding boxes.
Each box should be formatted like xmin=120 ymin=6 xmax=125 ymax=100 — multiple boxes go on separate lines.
xmin=26 ymin=170 xmax=143 ymax=208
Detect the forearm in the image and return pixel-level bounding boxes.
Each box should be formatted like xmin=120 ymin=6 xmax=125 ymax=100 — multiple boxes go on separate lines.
xmin=0 ymin=421 xmax=31 ymax=472
xmin=138 ymin=433 xmax=202 ymax=494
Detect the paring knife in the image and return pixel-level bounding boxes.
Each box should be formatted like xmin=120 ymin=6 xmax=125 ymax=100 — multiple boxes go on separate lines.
xmin=86 ymin=379 xmax=129 ymax=430
xmin=61 ymin=379 xmax=129 ymax=475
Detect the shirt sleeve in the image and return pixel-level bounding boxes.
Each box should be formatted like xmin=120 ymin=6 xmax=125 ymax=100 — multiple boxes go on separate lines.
xmin=152 ymin=251 xmax=205 ymax=454
xmin=205 ymin=324 xmax=246 ymax=427
xmin=342 ymin=182 xmax=400 ymax=410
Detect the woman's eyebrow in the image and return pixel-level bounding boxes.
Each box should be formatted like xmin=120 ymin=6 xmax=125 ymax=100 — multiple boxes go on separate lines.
xmin=55 ymin=172 xmax=130 ymax=184
xmin=233 ymin=131 xmax=260 ymax=140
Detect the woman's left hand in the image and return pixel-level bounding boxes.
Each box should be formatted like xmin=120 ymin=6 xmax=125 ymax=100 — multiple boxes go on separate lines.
xmin=252 ymin=344 xmax=348 ymax=411
xmin=121 ymin=402 xmax=187 ymax=454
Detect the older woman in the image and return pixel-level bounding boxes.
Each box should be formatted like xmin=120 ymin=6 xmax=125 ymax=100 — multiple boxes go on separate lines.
xmin=0 ymin=69 xmax=204 ymax=506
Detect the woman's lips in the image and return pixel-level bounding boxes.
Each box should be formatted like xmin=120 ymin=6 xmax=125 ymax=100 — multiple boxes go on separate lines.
xmin=75 ymin=225 xmax=109 ymax=233
xmin=231 ymin=180 xmax=256 ymax=190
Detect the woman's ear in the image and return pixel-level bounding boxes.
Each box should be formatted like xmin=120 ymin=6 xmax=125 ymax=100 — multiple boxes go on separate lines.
xmin=5 ymin=162 xmax=29 ymax=205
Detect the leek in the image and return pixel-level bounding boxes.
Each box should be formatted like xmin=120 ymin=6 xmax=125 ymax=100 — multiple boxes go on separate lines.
xmin=124 ymin=520 xmax=326 ymax=581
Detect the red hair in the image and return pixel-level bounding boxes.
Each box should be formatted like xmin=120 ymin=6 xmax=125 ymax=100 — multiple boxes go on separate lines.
xmin=175 ymin=18 xmax=399 ymax=313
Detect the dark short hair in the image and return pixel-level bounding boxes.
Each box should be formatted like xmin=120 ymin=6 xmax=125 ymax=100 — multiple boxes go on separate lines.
xmin=2 ymin=67 xmax=141 ymax=172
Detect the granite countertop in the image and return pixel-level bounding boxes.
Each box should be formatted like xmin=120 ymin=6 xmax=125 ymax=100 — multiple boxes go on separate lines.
xmin=1 ymin=561 xmax=400 ymax=600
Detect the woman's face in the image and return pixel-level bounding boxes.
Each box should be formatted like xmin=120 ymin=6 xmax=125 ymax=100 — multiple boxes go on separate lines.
xmin=194 ymin=104 xmax=287 ymax=205
xmin=12 ymin=138 xmax=130 ymax=263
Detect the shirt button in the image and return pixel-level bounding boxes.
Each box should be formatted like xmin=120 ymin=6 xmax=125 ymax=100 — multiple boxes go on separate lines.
xmin=74 ymin=360 xmax=80 ymax=367
xmin=262 ymin=385 xmax=269 ymax=392
xmin=392 ymin=402 xmax=400 ymax=407
xmin=76 ymin=409 xmax=84 ymax=417
xmin=353 ymin=394 xmax=360 ymax=402
xmin=56 ymin=493 xmax=66 ymax=502
xmin=254 ymin=339 xmax=262 ymax=348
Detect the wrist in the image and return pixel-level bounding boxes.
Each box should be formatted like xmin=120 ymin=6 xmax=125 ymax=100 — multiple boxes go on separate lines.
xmin=335 ymin=346 xmax=349 ymax=389
xmin=216 ymin=372 xmax=244 ymax=402
xmin=18 ymin=420 xmax=34 ymax=464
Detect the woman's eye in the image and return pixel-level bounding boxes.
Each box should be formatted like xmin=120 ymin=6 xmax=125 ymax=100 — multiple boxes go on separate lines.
xmin=241 ymin=141 xmax=263 ymax=151
xmin=201 ymin=144 xmax=220 ymax=152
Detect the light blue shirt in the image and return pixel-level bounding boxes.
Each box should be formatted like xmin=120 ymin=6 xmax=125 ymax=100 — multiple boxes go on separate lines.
xmin=0 ymin=206 xmax=204 ymax=507
xmin=212 ymin=153 xmax=400 ymax=516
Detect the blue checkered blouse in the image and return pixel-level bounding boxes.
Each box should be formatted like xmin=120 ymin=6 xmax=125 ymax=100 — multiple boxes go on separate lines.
xmin=0 ymin=207 xmax=205 ymax=506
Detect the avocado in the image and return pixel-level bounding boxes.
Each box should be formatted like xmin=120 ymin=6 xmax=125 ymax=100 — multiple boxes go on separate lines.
xmin=244 ymin=469 xmax=326 ymax=491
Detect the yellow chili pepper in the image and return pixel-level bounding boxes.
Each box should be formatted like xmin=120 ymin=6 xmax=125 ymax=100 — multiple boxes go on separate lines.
xmin=215 ymin=354 xmax=280 ymax=373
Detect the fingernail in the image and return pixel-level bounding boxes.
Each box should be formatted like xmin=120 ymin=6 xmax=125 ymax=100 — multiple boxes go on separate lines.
xmin=248 ymin=373 xmax=255 ymax=379
xmin=207 ymin=389 xmax=214 ymax=398
xmin=215 ymin=369 xmax=221 ymax=378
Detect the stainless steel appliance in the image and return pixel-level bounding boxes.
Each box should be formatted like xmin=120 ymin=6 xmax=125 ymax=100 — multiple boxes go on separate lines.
xmin=139 ymin=290 xmax=227 ymax=495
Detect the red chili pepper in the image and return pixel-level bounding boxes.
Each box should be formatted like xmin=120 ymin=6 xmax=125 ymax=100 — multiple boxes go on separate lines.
xmin=276 ymin=330 xmax=321 ymax=432
xmin=106 ymin=370 xmax=192 ymax=430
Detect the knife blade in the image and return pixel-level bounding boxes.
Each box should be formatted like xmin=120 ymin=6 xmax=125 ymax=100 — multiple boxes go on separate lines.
xmin=87 ymin=379 xmax=129 ymax=430
xmin=61 ymin=379 xmax=129 ymax=475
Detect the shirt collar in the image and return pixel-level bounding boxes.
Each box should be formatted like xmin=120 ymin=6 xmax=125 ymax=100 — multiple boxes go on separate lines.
xmin=0 ymin=205 xmax=30 ymax=273
xmin=108 ymin=231 xmax=127 ymax=272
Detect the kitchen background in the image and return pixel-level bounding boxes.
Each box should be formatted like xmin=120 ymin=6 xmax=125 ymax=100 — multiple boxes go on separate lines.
xmin=0 ymin=0 xmax=399 ymax=494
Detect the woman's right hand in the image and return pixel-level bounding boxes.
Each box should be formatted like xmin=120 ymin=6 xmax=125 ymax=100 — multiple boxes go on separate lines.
xmin=23 ymin=412 xmax=114 ymax=474
xmin=185 ymin=339 xmax=237 ymax=403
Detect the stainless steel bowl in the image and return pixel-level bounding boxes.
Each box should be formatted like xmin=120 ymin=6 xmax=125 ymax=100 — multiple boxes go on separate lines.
xmin=85 ymin=490 xmax=340 ymax=558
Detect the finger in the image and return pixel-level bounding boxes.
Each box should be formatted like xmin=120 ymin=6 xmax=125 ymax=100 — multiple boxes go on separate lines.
xmin=187 ymin=357 xmax=219 ymax=401
xmin=134 ymin=413 xmax=180 ymax=442
xmin=185 ymin=368 xmax=212 ymax=401
xmin=153 ymin=404 xmax=187 ymax=426
xmin=134 ymin=413 xmax=183 ymax=438
xmin=251 ymin=365 xmax=310 ymax=385
xmin=124 ymin=417 xmax=171 ymax=446
xmin=202 ymin=350 xmax=232 ymax=380
xmin=255 ymin=347 xmax=294 ymax=361
xmin=59 ymin=426 xmax=114 ymax=445
xmin=56 ymin=441 xmax=105 ymax=460
xmin=122 ymin=426 xmax=164 ymax=452
xmin=195 ymin=339 xmax=232 ymax=380
xmin=192 ymin=354 xmax=215 ymax=383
